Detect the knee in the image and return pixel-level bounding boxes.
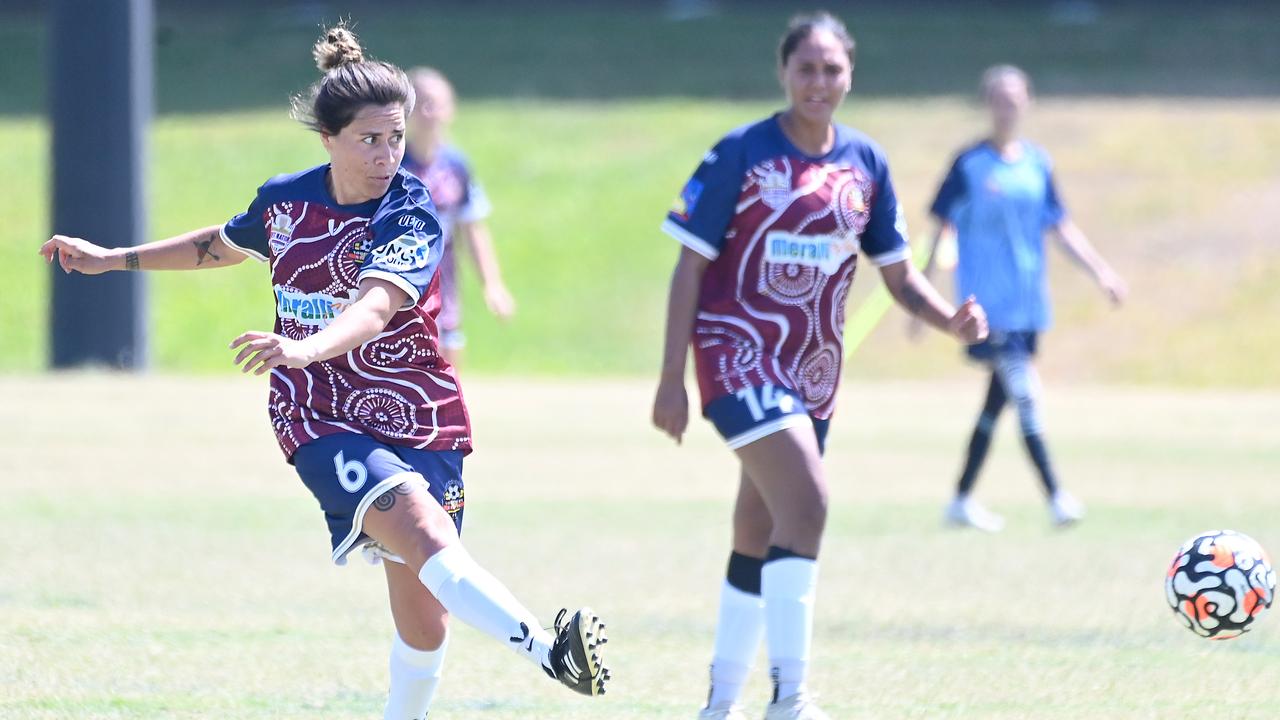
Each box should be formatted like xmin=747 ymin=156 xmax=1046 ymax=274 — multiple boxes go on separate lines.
xmin=399 ymin=613 xmax=450 ymax=652
xmin=779 ymin=485 xmax=828 ymax=538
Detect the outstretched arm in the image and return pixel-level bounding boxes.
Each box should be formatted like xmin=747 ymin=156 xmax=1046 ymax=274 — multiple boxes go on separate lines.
xmin=652 ymin=246 xmax=711 ymax=444
xmin=40 ymin=225 xmax=246 ymax=274
xmin=880 ymin=259 xmax=987 ymax=344
xmin=1050 ymin=220 xmax=1127 ymax=305
xmin=230 ymin=278 xmax=408 ymax=375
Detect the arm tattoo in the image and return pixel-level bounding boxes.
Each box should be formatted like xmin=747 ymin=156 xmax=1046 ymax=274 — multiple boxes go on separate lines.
xmin=372 ymin=481 xmax=418 ymax=512
xmin=124 ymin=250 xmax=140 ymax=271
xmin=193 ymin=231 xmax=221 ymax=266
xmin=901 ymin=282 xmax=926 ymax=316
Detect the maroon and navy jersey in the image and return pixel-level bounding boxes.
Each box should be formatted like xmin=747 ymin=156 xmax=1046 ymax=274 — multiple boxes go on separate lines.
xmin=661 ymin=114 xmax=911 ymax=420
xmin=221 ymin=164 xmax=472 ymax=460
xmin=401 ymin=146 xmax=492 ymax=332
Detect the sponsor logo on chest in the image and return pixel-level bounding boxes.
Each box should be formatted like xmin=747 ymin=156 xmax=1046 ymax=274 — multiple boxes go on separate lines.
xmin=764 ymin=230 xmax=860 ymax=276
xmin=274 ymin=287 xmax=356 ymax=328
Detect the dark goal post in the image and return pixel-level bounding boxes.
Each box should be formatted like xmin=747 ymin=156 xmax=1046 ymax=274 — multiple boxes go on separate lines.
xmin=48 ymin=0 xmax=152 ymax=369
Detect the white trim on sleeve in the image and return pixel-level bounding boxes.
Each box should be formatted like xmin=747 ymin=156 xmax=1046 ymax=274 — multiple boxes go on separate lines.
xmin=358 ymin=269 xmax=422 ymax=309
xmin=661 ymin=218 xmax=720 ymax=261
xmin=219 ymin=224 xmax=268 ymax=263
xmin=869 ymin=246 xmax=912 ymax=268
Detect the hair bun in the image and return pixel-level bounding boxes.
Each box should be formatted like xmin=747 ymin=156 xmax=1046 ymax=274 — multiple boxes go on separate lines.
xmin=313 ymin=24 xmax=364 ymax=72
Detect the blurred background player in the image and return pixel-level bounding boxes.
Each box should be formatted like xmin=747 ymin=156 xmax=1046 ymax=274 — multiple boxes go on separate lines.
xmin=651 ymin=13 xmax=987 ymax=720
xmin=402 ymin=67 xmax=516 ymax=367
xmin=40 ymin=23 xmax=606 ymax=719
xmin=914 ymin=65 xmax=1128 ymax=532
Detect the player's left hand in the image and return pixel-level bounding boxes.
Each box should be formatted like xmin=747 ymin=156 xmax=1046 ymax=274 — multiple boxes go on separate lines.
xmin=230 ymin=331 xmax=320 ymax=375
xmin=949 ymin=296 xmax=989 ymax=344
xmin=484 ymin=282 xmax=516 ymax=320
xmin=1099 ymin=270 xmax=1128 ymax=306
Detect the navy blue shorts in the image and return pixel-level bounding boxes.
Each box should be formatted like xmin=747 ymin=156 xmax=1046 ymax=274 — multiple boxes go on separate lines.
xmin=292 ymin=433 xmax=465 ymax=565
xmin=705 ymin=383 xmax=831 ymax=455
xmin=966 ymin=330 xmax=1039 ymax=363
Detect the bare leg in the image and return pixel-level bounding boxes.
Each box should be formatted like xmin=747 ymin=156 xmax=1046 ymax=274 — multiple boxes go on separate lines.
xmin=733 ymin=425 xmax=826 ymax=708
xmin=382 ymin=560 xmax=449 ymax=719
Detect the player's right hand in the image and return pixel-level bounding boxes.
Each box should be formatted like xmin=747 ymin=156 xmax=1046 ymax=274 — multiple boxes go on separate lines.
xmin=40 ymin=235 xmax=117 ymax=275
xmin=652 ymin=379 xmax=689 ymax=445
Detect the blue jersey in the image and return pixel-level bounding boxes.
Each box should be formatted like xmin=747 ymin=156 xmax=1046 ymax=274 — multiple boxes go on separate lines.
xmin=661 ymin=114 xmax=910 ymax=419
xmin=929 ymin=141 xmax=1066 ymax=332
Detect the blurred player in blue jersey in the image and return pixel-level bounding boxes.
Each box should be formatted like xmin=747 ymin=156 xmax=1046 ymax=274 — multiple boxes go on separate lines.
xmin=402 ymin=67 xmax=516 ymax=367
xmin=914 ymin=65 xmax=1127 ymax=532
xmin=41 ymin=23 xmax=607 ymax=718
xmin=652 ymin=13 xmax=988 ymax=720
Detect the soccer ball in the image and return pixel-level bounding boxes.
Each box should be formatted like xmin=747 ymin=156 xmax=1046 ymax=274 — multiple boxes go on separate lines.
xmin=1166 ymin=530 xmax=1275 ymax=639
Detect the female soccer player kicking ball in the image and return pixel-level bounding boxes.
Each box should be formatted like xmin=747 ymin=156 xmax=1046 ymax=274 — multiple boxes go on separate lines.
xmin=42 ymin=23 xmax=608 ymax=719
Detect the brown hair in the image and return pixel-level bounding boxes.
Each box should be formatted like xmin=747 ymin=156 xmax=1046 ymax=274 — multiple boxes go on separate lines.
xmin=291 ymin=22 xmax=415 ymax=135
xmin=778 ymin=11 xmax=855 ymax=66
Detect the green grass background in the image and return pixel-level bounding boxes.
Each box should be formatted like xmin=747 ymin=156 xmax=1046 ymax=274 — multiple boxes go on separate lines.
xmin=3 ymin=376 xmax=1278 ymax=718
xmin=3 ymin=2 xmax=1280 ymax=383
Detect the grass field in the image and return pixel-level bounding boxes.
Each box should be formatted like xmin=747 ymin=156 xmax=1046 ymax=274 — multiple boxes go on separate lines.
xmin=3 ymin=375 xmax=1279 ymax=718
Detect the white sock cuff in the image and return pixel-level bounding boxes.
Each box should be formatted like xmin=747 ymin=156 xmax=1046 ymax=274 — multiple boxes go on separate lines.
xmin=418 ymin=543 xmax=470 ymax=596
xmin=762 ymin=557 xmax=818 ymax=597
xmin=393 ymin=630 xmax=449 ymax=668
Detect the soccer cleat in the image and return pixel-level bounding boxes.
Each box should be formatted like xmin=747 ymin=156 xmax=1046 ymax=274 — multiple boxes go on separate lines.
xmin=764 ymin=692 xmax=831 ymax=720
xmin=944 ymin=495 xmax=1005 ymax=532
xmin=697 ymin=701 xmax=748 ymax=720
xmin=543 ymin=607 xmax=609 ymax=696
xmin=1049 ymin=489 xmax=1085 ymax=526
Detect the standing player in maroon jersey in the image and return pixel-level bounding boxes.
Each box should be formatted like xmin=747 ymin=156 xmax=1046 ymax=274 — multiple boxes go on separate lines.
xmin=41 ymin=23 xmax=607 ymax=719
xmin=652 ymin=12 xmax=987 ymax=720
xmin=402 ymin=67 xmax=516 ymax=367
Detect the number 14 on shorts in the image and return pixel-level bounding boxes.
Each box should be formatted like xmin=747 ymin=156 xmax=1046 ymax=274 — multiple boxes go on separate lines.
xmin=736 ymin=383 xmax=796 ymax=421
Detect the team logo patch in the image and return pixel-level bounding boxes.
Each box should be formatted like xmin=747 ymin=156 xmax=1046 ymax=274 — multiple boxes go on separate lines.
xmin=269 ymin=212 xmax=296 ymax=252
xmin=759 ymin=170 xmax=791 ymax=209
xmin=369 ymin=231 xmax=437 ymax=271
xmin=441 ymin=478 xmax=465 ymax=519
xmin=274 ymin=286 xmax=354 ymax=328
xmin=672 ymin=178 xmax=704 ymax=221
xmin=764 ymin=230 xmax=859 ymax=275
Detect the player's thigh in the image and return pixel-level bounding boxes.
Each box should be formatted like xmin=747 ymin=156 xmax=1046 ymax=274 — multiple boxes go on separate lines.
xmin=384 ymin=558 xmax=449 ymax=651
xmin=733 ymin=424 xmax=827 ymax=531
xmin=360 ymin=448 xmax=467 ymax=572
xmin=293 ymin=433 xmax=444 ymax=566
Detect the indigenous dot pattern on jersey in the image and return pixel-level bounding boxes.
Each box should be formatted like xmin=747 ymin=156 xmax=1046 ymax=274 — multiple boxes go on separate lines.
xmin=1165 ymin=530 xmax=1275 ymax=639
xmin=661 ymin=115 xmax=911 ymax=420
xmin=221 ymin=165 xmax=473 ymax=459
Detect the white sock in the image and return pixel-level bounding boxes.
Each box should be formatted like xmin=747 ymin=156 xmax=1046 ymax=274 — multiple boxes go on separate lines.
xmin=762 ymin=557 xmax=818 ymax=702
xmin=384 ymin=631 xmax=447 ymax=720
xmin=707 ymin=581 xmax=764 ymax=707
xmin=418 ymin=544 xmax=553 ymax=670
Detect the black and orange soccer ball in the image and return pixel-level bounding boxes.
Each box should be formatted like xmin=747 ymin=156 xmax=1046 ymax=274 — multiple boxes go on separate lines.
xmin=1166 ymin=530 xmax=1276 ymax=639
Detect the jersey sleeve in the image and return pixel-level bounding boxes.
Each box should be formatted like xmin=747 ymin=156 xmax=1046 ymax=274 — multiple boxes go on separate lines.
xmin=862 ymin=154 xmax=912 ymax=267
xmin=220 ymin=185 xmax=271 ymax=262
xmin=361 ymin=185 xmax=445 ymax=310
xmin=928 ymin=155 xmax=967 ymax=223
xmin=457 ymin=178 xmax=492 ymax=224
xmin=1042 ymin=169 xmax=1068 ymax=228
xmin=660 ymin=135 xmax=745 ymax=261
